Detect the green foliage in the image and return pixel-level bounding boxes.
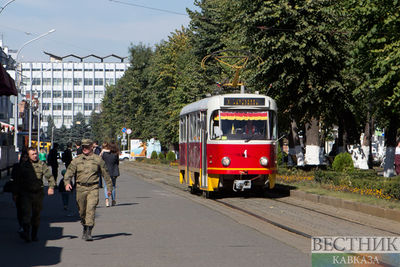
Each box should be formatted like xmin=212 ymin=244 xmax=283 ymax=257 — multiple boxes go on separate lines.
xmin=332 ymin=153 xmax=354 ymax=172
xmin=166 ymin=151 xmax=176 ymax=162
xmin=314 ymin=169 xmax=400 ymax=199
xmin=150 ymin=151 xmax=158 ymax=160
xmin=158 ymin=152 xmax=165 ymax=160
xmin=277 ymin=145 xmax=284 ymax=166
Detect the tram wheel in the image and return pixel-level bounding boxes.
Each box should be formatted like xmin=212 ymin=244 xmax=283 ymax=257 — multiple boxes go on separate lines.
xmin=202 ymin=190 xmax=215 ymax=199
xmin=189 ymin=185 xmax=198 ymax=194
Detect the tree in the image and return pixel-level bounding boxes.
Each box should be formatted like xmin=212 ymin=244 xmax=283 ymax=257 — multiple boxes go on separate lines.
xmin=346 ymin=0 xmax=400 ymax=176
xmin=237 ymin=0 xmax=351 ymax=165
xmin=69 ymin=112 xmax=91 ymax=142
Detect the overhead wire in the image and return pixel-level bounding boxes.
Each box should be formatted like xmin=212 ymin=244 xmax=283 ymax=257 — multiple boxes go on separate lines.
xmin=108 ymin=0 xmax=187 ymax=16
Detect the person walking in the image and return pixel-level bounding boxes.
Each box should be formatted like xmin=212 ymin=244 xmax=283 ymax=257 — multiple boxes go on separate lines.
xmin=9 ymin=150 xmax=29 ymax=234
xmin=62 ymin=143 xmax=73 ymax=169
xmin=101 ymin=142 xmax=120 ymax=207
xmin=13 ymin=147 xmax=55 ymax=242
xmin=76 ymin=140 xmax=83 ymax=155
xmin=395 ymin=139 xmax=400 ymax=175
xmin=64 ymin=139 xmax=113 ymax=241
xmin=93 ymin=141 xmax=103 ymax=188
xmin=48 ymin=143 xmax=59 ymax=185
xmin=39 ymin=149 xmax=47 ymax=162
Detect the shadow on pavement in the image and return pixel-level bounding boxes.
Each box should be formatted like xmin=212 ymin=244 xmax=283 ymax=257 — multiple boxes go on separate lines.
xmin=93 ymin=232 xmax=132 ymax=241
xmin=114 ymin=202 xmax=139 ymax=206
xmin=0 ymin=187 xmax=80 ymax=267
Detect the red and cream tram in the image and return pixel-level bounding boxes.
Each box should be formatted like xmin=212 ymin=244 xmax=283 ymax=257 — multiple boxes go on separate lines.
xmin=179 ymin=93 xmax=278 ymax=197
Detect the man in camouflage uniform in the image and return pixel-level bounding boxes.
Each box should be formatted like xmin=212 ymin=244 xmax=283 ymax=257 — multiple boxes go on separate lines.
xmin=14 ymin=147 xmax=55 ymax=242
xmin=64 ymin=139 xmax=112 ymax=241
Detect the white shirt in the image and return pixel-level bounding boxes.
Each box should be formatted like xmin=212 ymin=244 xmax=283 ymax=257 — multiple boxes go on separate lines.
xmin=396 ymin=146 xmax=400 ymax=155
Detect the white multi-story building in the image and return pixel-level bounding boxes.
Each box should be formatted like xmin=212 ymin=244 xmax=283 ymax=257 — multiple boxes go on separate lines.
xmin=19 ymin=54 xmax=130 ymax=130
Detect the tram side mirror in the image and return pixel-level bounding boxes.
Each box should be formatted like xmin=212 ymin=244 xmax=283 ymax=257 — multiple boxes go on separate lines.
xmin=276 ymin=133 xmax=287 ymax=143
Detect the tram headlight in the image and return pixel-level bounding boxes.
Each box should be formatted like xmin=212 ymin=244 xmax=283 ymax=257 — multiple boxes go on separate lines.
xmin=221 ymin=157 xmax=231 ymax=167
xmin=259 ymin=156 xmax=269 ymax=166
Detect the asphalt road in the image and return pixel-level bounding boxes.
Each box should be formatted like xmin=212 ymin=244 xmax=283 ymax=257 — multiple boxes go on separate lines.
xmin=0 ymin=165 xmax=310 ymax=267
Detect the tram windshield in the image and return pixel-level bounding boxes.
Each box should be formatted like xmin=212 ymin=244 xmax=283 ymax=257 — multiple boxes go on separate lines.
xmin=210 ymin=110 xmax=277 ymax=141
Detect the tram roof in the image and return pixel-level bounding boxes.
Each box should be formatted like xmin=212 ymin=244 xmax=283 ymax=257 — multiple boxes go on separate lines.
xmin=180 ymin=93 xmax=276 ymax=116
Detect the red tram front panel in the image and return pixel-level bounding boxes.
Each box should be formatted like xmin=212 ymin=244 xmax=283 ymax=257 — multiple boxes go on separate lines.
xmin=206 ymin=143 xmax=276 ymax=175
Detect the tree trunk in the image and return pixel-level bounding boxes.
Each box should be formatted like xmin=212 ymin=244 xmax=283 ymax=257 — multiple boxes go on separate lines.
xmin=288 ymin=120 xmax=304 ymax=166
xmin=384 ymin=118 xmax=398 ymax=177
xmin=337 ymin=118 xmax=347 ymax=153
xmin=305 ymin=117 xmax=323 ymax=165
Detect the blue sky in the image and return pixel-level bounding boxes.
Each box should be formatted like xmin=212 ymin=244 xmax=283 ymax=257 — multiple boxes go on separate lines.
xmin=0 ymin=0 xmax=197 ymax=61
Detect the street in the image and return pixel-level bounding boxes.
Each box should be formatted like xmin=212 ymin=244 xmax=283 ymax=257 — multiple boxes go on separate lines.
xmin=0 ymin=163 xmax=310 ymax=267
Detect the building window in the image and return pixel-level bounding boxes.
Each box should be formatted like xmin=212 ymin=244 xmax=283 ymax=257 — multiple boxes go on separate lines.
xmin=53 ymin=115 xmax=62 ymax=125
xmin=43 ymin=78 xmax=51 ymax=85
xmin=84 ymin=78 xmax=93 ymax=86
xmin=74 ymin=91 xmax=82 ymax=98
xmin=84 ymin=103 xmax=93 ymax=111
xmin=75 ymin=103 xmax=83 ymax=112
xmin=21 ymin=78 xmax=30 ymax=86
xmin=64 ymin=115 xmax=72 ymax=125
xmin=53 ymin=78 xmax=62 ymax=86
xmin=53 ymin=103 xmax=62 ymax=110
xmin=32 ymin=78 xmax=41 ymax=85
xmin=53 ymin=91 xmax=62 ymax=98
xmin=74 ymin=78 xmax=83 ymax=86
xmin=94 ymin=91 xmax=103 ymax=99
xmin=64 ymin=103 xmax=72 ymax=110
xmin=84 ymin=91 xmax=93 ymax=98
xmin=105 ymin=78 xmax=114 ymax=85
xmin=63 ymin=91 xmax=72 ymax=98
xmin=105 ymin=68 xmax=114 ymax=72
xmin=94 ymin=78 xmax=103 ymax=86
xmin=94 ymin=103 xmax=101 ymax=111
xmin=64 ymin=78 xmax=72 ymax=85
xmin=42 ymin=91 xmax=51 ymax=98
xmin=42 ymin=103 xmax=50 ymax=110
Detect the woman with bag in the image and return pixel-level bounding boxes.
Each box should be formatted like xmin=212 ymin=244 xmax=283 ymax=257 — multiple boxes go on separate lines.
xmin=101 ymin=142 xmax=120 ymax=206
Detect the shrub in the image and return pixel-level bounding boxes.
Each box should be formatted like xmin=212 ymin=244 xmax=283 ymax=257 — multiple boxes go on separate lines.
xmin=158 ymin=152 xmax=165 ymax=160
xmin=277 ymin=145 xmax=287 ymax=166
xmin=150 ymin=151 xmax=158 ymax=160
xmin=166 ymin=151 xmax=176 ymax=161
xmin=332 ymin=152 xmax=354 ymax=172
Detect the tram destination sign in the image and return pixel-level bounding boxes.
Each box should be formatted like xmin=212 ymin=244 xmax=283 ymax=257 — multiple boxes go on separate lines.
xmin=224 ymin=97 xmax=265 ymax=106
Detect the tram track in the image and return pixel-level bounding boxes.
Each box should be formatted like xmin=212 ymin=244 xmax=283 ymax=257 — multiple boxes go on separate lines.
xmin=123 ymin=162 xmax=400 ymax=240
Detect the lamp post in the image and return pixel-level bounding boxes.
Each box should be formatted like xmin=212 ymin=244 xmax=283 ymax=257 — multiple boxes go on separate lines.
xmin=0 ymin=0 xmax=16 ymax=15
xmin=13 ymin=28 xmax=56 ymax=150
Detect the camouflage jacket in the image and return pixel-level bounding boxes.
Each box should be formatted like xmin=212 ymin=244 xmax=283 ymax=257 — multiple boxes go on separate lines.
xmin=64 ymin=153 xmax=112 ymax=190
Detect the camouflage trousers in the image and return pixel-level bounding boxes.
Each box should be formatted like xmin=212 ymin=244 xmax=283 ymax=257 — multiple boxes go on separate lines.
xmin=20 ymin=191 xmax=44 ymax=228
xmin=76 ymin=184 xmax=99 ymax=227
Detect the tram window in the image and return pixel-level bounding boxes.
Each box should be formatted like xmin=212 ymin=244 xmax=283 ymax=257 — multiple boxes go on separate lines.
xmin=196 ymin=113 xmax=201 ymax=141
xmin=210 ymin=110 xmax=276 ymax=141
xmin=179 ymin=117 xmax=186 ymax=142
xmin=189 ymin=114 xmax=197 ymax=142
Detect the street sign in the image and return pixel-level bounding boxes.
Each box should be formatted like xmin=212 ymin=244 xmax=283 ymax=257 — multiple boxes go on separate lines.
xmin=121 ymin=139 xmax=127 ymax=146
xmin=126 ymin=128 xmax=132 ymax=135
xmin=122 ymin=128 xmax=127 ymax=133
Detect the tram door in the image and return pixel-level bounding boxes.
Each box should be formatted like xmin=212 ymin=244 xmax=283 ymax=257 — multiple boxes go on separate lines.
xmin=200 ymin=111 xmax=208 ymax=189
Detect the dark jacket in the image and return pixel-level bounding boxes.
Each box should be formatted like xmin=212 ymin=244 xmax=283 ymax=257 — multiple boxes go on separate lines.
xmin=47 ymin=148 xmax=58 ymax=167
xmin=62 ymin=148 xmax=73 ymax=167
xmin=102 ymin=152 xmax=120 ymax=177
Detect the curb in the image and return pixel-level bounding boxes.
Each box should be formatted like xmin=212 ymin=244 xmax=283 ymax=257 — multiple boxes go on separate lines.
xmin=290 ymin=190 xmax=400 ymax=223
